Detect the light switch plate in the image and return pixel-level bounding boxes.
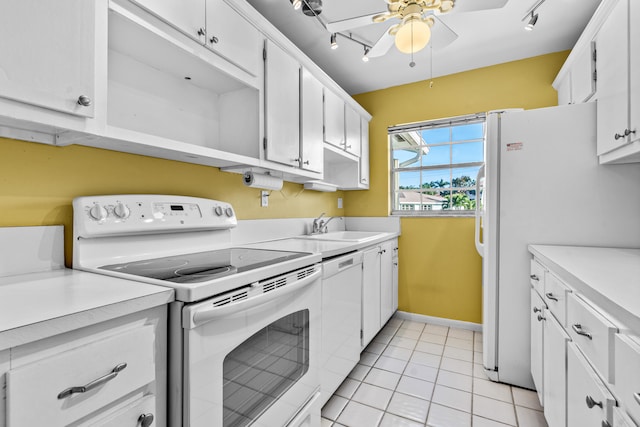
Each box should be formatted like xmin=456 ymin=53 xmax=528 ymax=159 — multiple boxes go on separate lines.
xmin=337 ymin=198 xmax=343 ymax=209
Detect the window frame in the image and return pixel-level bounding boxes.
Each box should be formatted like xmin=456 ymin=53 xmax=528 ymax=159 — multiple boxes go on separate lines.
xmin=389 ymin=113 xmax=486 ymax=217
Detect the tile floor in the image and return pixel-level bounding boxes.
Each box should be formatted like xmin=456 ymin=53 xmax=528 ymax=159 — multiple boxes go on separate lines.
xmin=321 ymin=315 xmax=549 ymax=427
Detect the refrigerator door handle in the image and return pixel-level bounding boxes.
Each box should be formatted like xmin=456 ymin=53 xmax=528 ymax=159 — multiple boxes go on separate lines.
xmin=474 ymin=164 xmax=486 ymax=257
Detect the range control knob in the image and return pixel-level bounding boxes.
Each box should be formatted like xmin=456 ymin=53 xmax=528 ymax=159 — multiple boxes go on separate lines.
xmin=113 ymin=203 xmax=130 ymax=219
xmin=89 ymin=204 xmax=108 ymax=221
xmin=214 ymin=206 xmax=224 ymax=216
xmin=225 ymin=207 xmax=234 ymax=217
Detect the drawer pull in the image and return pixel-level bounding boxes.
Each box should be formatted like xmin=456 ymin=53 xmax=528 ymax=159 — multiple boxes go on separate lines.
xmin=537 ymin=314 xmax=546 ymax=322
xmin=572 ymin=324 xmax=593 ymax=340
xmin=530 ymin=274 xmax=539 ymax=281
xmin=634 ymin=392 xmax=640 ymax=405
xmin=545 ymin=292 xmax=558 ymax=302
xmin=57 ymin=362 xmax=127 ymax=399
xmin=533 ymin=306 xmax=542 ymax=313
xmin=138 ymin=413 xmax=155 ymax=427
xmin=586 ymin=395 xmax=603 ymax=409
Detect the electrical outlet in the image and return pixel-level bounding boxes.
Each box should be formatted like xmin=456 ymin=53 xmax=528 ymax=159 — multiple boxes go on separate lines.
xmin=337 ymin=198 xmax=343 ymax=209
xmin=261 ymin=191 xmax=269 ymax=207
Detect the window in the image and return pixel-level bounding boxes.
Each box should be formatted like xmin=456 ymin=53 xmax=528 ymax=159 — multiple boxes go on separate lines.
xmin=390 ymin=113 xmax=485 ymax=216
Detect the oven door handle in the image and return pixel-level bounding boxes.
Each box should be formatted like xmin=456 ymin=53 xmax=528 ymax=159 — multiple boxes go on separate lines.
xmin=186 ymin=268 xmax=321 ymax=329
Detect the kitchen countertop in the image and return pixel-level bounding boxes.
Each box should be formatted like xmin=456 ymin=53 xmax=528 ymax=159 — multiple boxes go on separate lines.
xmin=243 ymin=232 xmax=398 ymax=259
xmin=528 ymin=244 xmax=640 ymax=333
xmin=0 ymin=269 xmax=174 ymax=350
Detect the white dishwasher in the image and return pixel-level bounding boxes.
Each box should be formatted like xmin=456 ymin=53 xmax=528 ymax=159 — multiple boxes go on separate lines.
xmin=320 ymin=250 xmax=363 ymax=406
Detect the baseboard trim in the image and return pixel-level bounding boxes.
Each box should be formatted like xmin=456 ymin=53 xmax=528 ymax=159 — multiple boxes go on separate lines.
xmin=394 ymin=311 xmax=482 ymax=332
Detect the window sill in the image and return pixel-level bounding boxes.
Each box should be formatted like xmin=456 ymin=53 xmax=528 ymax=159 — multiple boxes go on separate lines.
xmin=391 ymin=210 xmax=476 ymax=218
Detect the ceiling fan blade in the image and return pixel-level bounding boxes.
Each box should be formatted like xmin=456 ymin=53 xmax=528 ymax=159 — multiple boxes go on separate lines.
xmin=430 ymin=15 xmax=458 ymax=49
xmin=326 ymin=12 xmax=386 ymax=33
xmin=367 ymin=32 xmax=395 ymax=58
xmin=451 ymin=0 xmax=509 ymax=14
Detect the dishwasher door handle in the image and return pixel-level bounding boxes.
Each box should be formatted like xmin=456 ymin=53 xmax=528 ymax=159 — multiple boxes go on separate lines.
xmin=187 ymin=268 xmax=321 ymax=328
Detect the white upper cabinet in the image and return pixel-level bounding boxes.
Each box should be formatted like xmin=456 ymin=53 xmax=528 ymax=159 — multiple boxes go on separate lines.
xmin=130 ymin=0 xmax=205 ymax=43
xmin=596 ymin=0 xmax=629 ymax=156
xmin=300 ymin=68 xmax=324 ymax=174
xmin=0 ymin=0 xmax=97 ymax=117
xmin=344 ymin=105 xmax=362 ymax=157
xmin=129 ymin=0 xmax=262 ymax=76
xmin=360 ymin=117 xmax=370 ymax=187
xmin=205 ymin=0 xmax=262 ymax=76
xmin=264 ymin=40 xmax=300 ymax=168
xmin=571 ymin=42 xmax=596 ymax=104
xmin=323 ymin=89 xmax=345 ymax=148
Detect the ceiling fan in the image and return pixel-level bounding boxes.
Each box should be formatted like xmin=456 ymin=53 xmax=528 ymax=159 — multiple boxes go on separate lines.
xmin=326 ymin=0 xmax=509 ymax=58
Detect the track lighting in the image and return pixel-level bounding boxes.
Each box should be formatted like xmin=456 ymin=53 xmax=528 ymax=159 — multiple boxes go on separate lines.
xmin=291 ymin=0 xmax=301 ymax=10
xmin=524 ymin=12 xmax=538 ymax=31
xmin=362 ymin=46 xmax=370 ymax=62
xmin=330 ymin=33 xmax=338 ymax=50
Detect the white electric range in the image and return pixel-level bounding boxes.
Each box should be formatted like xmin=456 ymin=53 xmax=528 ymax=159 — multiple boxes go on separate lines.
xmin=72 ymin=194 xmax=322 ymax=427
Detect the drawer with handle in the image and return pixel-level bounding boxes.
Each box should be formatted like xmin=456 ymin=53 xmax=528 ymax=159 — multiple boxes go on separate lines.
xmin=567 ymin=293 xmax=619 ymax=382
xmin=530 ymin=259 xmax=546 ymax=296
xmin=615 ymin=334 xmax=640 ymax=425
xmin=544 ymin=272 xmax=572 ymax=327
xmin=567 ymin=342 xmax=616 ymax=427
xmin=78 ymin=394 xmax=156 ymax=427
xmin=6 ymin=325 xmax=156 ymax=426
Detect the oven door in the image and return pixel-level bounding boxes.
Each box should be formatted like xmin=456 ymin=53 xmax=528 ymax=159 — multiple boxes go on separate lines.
xmin=182 ymin=266 xmax=321 ymax=427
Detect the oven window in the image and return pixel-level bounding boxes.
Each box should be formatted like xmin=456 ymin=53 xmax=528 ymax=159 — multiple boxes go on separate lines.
xmin=223 ymin=310 xmax=310 ymax=427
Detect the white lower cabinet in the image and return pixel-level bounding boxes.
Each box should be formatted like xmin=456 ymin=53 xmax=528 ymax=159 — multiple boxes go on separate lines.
xmin=531 ymin=288 xmax=546 ymax=405
xmin=567 ymin=342 xmax=616 ymax=427
xmin=543 ymin=313 xmax=570 ymax=427
xmin=0 ymin=306 xmax=167 ymax=427
xmin=615 ymin=335 xmax=640 ymax=425
xmin=361 ymin=238 xmax=398 ymax=350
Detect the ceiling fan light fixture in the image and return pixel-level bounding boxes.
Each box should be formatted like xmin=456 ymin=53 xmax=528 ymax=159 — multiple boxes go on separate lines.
xmin=330 ymin=33 xmax=338 ymax=49
xmin=524 ymin=12 xmax=538 ymax=31
xmin=362 ymin=46 xmax=370 ymax=62
xmin=395 ymin=16 xmax=431 ymax=54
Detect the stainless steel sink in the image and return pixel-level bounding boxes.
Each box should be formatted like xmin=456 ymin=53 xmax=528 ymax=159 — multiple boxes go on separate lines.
xmin=303 ymin=231 xmax=382 ymax=242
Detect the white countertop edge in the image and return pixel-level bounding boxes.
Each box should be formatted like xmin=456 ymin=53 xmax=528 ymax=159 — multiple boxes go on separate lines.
xmin=0 ymin=289 xmax=174 ymax=351
xmin=528 ymin=244 xmax=640 ymax=334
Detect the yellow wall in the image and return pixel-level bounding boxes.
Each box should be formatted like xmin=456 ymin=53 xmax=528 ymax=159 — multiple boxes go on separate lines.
xmin=347 ymin=52 xmax=568 ymax=323
xmin=0 ymin=139 xmax=343 ymax=265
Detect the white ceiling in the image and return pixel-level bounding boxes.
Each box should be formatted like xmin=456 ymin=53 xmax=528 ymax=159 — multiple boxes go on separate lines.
xmin=245 ymin=0 xmax=602 ymax=95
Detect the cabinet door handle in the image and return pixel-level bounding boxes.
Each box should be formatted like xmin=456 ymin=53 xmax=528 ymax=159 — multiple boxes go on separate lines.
xmin=530 ymin=274 xmax=539 ymax=281
xmin=209 ymin=36 xmax=219 ymax=44
xmin=633 ymin=392 xmax=640 ymax=405
xmin=197 ymin=28 xmax=205 ymax=36
xmin=572 ymin=324 xmax=593 ymax=340
xmin=625 ymin=128 xmax=636 ymax=137
xmin=57 ymin=362 xmax=127 ymax=399
xmin=303 ymin=160 xmax=310 ymax=165
xmin=585 ymin=395 xmax=603 ymax=409
xmin=537 ymin=314 xmax=546 ymax=322
xmin=139 ymin=413 xmax=155 ymax=427
xmin=615 ymin=132 xmax=625 ymax=140
xmin=545 ymin=292 xmax=558 ymax=302
xmin=77 ymin=95 xmax=92 ymax=107
xmin=602 ymin=421 xmax=612 ymax=427
xmin=533 ymin=306 xmax=542 ymax=313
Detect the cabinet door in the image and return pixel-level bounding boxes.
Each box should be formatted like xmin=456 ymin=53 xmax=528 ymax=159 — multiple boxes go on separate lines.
xmin=630 ymin=0 xmax=640 ymax=146
xmin=380 ymin=241 xmax=395 ymax=326
xmin=0 ymin=0 xmax=96 ymax=117
xmin=543 ymin=313 xmax=570 ymax=427
xmin=345 ymin=106 xmax=362 ymax=157
xmin=362 ymin=247 xmax=382 ymax=349
xmin=206 ymin=0 xmax=262 ymax=76
xmin=571 ymin=42 xmax=596 ymax=104
xmin=360 ymin=118 xmax=370 ymax=187
xmin=392 ymin=247 xmax=399 ymax=313
xmin=324 ymin=90 xmax=345 ymax=148
xmin=596 ymin=0 xmax=630 ymax=155
xmin=300 ymin=68 xmax=324 ymax=173
xmin=530 ymin=288 xmax=546 ymax=405
xmin=556 ymin=74 xmax=572 ymax=105
xmin=264 ymin=40 xmax=300 ymax=167
xmin=130 ymin=0 xmax=206 ymax=43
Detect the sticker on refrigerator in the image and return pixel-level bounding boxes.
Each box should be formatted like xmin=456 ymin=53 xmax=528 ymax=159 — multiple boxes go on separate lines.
xmin=506 ymin=142 xmax=523 ymax=151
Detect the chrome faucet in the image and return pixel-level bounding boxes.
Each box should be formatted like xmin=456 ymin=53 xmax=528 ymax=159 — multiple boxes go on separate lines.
xmin=319 ymin=216 xmax=339 ymax=233
xmin=312 ymin=213 xmax=325 ymax=234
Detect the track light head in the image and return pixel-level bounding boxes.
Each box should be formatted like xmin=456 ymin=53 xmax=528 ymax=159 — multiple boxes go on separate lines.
xmin=524 ymin=11 xmax=538 ymax=31
xmin=330 ymin=33 xmax=338 ymax=50
xmin=362 ymin=46 xmax=370 ymax=62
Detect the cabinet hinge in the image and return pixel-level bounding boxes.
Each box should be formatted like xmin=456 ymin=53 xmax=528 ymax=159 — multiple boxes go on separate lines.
xmin=593 ymin=69 xmax=597 ymax=82
xmin=360 ymin=329 xmax=363 ymax=339
xmin=263 ymin=138 xmax=267 ymax=150
xmin=592 ymin=48 xmax=597 ymax=62
xmin=263 ymin=48 xmax=266 ymax=61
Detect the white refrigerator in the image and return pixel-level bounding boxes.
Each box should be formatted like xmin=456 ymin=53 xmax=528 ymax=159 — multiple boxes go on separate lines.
xmin=475 ymin=102 xmax=640 ymax=389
